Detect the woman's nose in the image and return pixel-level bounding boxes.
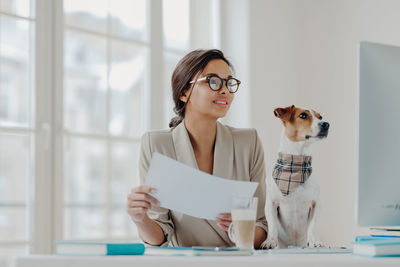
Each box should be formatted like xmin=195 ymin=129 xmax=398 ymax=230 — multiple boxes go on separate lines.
xmin=219 ymin=84 xmax=229 ymax=94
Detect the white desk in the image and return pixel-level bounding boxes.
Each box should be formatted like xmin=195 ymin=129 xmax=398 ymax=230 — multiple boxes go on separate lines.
xmin=15 ymin=254 xmax=400 ymax=267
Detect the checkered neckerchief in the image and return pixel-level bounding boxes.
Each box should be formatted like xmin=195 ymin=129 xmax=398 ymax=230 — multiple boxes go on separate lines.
xmin=272 ymin=153 xmax=312 ymax=196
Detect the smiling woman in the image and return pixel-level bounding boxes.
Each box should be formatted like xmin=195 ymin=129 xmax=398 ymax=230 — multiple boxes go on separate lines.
xmin=169 ymin=50 xmax=236 ymax=128
xmin=126 ymin=49 xmax=269 ymax=248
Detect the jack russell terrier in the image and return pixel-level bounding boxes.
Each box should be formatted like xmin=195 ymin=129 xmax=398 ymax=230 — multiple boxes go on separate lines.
xmin=262 ymin=105 xmax=330 ymax=249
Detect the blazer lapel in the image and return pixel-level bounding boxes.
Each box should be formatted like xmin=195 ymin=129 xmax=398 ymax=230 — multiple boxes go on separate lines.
xmin=171 ymin=121 xmax=198 ymax=169
xmin=212 ymin=121 xmax=234 ymax=179
xmin=209 ymin=121 xmax=235 ymax=246
xmin=172 ymin=120 xmax=235 ymax=246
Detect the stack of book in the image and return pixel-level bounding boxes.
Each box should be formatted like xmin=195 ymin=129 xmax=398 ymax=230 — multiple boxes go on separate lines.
xmin=353 ymin=235 xmax=400 ymax=257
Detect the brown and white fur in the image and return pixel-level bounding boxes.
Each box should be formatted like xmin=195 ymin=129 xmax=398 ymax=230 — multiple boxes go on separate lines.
xmin=262 ymin=105 xmax=330 ymax=249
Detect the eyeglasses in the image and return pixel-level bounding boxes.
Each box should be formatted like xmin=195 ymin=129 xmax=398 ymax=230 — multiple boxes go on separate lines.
xmin=190 ymin=74 xmax=241 ymax=93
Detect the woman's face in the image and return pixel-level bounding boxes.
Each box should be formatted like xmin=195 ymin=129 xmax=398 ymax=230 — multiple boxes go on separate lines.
xmin=181 ymin=59 xmax=235 ymax=120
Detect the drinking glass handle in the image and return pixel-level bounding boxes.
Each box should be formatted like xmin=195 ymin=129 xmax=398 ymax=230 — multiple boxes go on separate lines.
xmin=228 ymin=223 xmax=235 ymax=243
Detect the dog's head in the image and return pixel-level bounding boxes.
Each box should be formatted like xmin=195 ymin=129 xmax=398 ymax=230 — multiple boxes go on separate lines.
xmin=274 ymin=105 xmax=329 ymax=142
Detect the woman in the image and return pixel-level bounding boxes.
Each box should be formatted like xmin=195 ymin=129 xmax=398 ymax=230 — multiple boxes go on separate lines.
xmin=126 ymin=49 xmax=268 ymax=248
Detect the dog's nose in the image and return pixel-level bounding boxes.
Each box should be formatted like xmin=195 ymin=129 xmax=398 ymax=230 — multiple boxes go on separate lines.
xmin=320 ymin=122 xmax=330 ymax=130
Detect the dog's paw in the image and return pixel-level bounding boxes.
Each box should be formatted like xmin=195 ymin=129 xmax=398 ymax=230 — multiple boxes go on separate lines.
xmin=307 ymin=240 xmax=325 ymax=248
xmin=261 ymin=237 xmax=279 ymax=249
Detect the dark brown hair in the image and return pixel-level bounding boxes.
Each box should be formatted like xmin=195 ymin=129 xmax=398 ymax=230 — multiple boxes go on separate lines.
xmin=169 ymin=49 xmax=233 ymax=128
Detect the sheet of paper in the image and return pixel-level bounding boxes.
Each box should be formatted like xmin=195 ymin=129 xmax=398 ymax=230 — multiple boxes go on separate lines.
xmin=145 ymin=152 xmax=259 ymax=220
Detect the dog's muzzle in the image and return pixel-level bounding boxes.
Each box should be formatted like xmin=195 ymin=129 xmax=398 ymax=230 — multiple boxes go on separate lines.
xmin=317 ymin=121 xmax=330 ymax=138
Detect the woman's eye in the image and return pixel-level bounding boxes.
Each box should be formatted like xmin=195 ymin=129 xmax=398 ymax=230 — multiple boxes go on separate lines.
xmin=299 ymin=113 xmax=308 ymax=119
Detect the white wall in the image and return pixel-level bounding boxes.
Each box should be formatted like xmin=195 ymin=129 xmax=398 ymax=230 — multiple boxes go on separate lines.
xmin=219 ymin=0 xmax=251 ymax=128
xmin=243 ymin=0 xmax=400 ymax=246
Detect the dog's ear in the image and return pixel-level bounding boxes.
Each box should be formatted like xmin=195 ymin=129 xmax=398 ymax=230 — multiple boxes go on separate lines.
xmin=312 ymin=110 xmax=322 ymax=120
xmin=274 ymin=105 xmax=295 ymax=122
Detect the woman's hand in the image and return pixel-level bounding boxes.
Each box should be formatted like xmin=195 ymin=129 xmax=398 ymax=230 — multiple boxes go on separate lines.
xmin=216 ymin=213 xmax=232 ymax=231
xmin=126 ymin=185 xmax=159 ymax=223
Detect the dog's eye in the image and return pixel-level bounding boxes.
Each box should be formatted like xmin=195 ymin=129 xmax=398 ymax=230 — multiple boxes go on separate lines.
xmin=299 ymin=112 xmax=308 ymax=119
xmin=319 ymin=116 xmax=323 ymax=120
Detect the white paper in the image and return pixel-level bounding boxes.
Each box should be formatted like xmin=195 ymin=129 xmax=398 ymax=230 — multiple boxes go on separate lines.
xmin=145 ymin=152 xmax=259 ymax=220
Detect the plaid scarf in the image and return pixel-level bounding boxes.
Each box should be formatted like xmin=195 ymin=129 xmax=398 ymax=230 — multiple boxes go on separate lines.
xmin=272 ymin=153 xmax=312 ymax=196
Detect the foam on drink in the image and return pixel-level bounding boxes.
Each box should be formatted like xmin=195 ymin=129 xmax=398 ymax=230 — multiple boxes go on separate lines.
xmin=231 ymin=209 xmax=257 ymax=220
xmin=231 ymin=209 xmax=256 ymax=249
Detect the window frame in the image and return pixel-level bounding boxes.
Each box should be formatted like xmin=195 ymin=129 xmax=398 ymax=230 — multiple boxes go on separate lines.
xmin=50 ymin=0 xmax=166 ymax=251
xmin=0 ymin=0 xmax=39 ymax=256
xmin=1 ymin=0 xmax=221 ymax=257
xmin=60 ymin=0 xmax=151 ymax=242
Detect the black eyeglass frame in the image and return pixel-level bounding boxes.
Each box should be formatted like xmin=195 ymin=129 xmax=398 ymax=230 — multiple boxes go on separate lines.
xmin=189 ymin=74 xmax=241 ymax=93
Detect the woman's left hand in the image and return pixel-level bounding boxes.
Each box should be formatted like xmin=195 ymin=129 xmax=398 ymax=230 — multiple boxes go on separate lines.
xmin=216 ymin=213 xmax=232 ymax=231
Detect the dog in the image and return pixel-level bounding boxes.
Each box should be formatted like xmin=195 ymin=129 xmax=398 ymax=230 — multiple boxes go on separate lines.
xmin=262 ymin=105 xmax=330 ymax=249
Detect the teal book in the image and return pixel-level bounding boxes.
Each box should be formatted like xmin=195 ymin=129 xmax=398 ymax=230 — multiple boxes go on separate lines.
xmin=352 ymin=239 xmax=400 ymax=257
xmin=54 ymin=241 xmax=145 ymax=256
xmin=355 ymin=235 xmax=400 ymax=242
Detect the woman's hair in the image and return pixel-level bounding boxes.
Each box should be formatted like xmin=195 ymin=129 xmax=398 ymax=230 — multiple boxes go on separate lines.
xmin=169 ymin=49 xmax=233 ymax=128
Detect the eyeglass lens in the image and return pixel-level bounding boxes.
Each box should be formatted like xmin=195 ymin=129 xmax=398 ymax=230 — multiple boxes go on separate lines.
xmin=208 ymin=76 xmax=239 ymax=92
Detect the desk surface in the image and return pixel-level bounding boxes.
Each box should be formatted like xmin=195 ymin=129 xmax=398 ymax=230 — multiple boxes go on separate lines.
xmin=16 ymin=254 xmax=400 ymax=267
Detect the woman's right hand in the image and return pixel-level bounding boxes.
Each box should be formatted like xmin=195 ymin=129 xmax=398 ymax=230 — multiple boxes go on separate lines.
xmin=126 ymin=185 xmax=159 ymax=223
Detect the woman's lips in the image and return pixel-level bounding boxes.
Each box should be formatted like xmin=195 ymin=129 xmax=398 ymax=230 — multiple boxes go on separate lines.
xmin=213 ymin=100 xmax=228 ymax=107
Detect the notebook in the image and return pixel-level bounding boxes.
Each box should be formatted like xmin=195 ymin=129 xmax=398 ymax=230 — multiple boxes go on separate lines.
xmin=145 ymin=246 xmax=253 ymax=256
xmin=355 ymin=235 xmax=400 ymax=242
xmin=353 ymin=239 xmax=400 ymax=257
xmin=54 ymin=241 xmax=145 ymax=256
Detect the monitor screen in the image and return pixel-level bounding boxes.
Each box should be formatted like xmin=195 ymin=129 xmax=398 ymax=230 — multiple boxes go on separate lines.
xmin=357 ymin=41 xmax=400 ymax=227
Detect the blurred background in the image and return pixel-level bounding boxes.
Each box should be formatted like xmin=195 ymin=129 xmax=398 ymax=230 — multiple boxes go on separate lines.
xmin=1 ymin=0 xmax=400 ymax=266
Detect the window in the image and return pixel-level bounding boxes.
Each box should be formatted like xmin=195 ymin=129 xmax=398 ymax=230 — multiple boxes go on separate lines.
xmin=0 ymin=0 xmax=219 ymax=265
xmin=0 ymin=0 xmax=36 ymax=266
xmin=163 ymin=0 xmax=219 ymax=126
xmin=62 ymin=0 xmax=147 ymax=241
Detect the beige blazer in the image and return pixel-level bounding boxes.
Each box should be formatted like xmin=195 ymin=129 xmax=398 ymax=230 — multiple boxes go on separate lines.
xmin=139 ymin=121 xmax=268 ymax=247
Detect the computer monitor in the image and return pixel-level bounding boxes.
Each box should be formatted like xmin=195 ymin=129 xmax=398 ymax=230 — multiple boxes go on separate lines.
xmin=357 ymin=41 xmax=400 ymax=227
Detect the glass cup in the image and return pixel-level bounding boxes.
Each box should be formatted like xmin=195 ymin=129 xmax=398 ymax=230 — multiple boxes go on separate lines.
xmin=228 ymin=197 xmax=258 ymax=250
